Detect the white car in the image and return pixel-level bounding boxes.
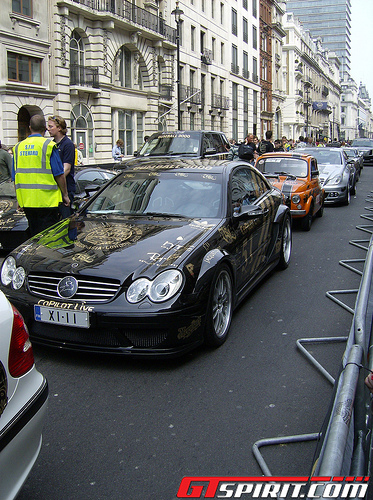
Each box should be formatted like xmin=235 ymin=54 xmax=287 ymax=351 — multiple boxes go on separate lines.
xmin=0 ymin=290 xmax=48 ymax=500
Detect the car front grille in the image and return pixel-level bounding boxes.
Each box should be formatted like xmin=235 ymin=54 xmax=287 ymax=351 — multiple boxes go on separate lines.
xmin=27 ymin=273 xmax=121 ymax=302
xmin=31 ymin=322 xmax=170 ymax=349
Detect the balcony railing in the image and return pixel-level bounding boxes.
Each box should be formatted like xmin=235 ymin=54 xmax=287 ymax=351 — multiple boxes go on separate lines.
xmin=231 ymin=63 xmax=239 ymax=75
xmin=242 ymin=68 xmax=250 ymax=79
xmin=70 ymin=64 xmax=99 ymax=88
xmin=159 ymin=84 xmax=173 ymax=100
xmin=211 ymin=94 xmax=230 ymax=110
xmin=69 ymin=0 xmax=176 ymax=43
xmin=180 ymin=86 xmax=202 ymax=105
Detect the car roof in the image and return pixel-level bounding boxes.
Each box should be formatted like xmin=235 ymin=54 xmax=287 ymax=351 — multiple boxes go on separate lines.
xmin=257 ymin=152 xmax=315 ymax=161
xmin=119 ymin=157 xmax=253 ymax=175
xmin=150 ymin=130 xmax=226 ymax=135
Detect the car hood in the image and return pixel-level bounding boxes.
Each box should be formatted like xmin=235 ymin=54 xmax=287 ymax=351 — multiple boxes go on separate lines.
xmin=318 ymin=164 xmax=343 ymax=183
xmin=265 ymin=175 xmax=310 ymax=195
xmin=13 ymin=214 xmax=217 ymax=282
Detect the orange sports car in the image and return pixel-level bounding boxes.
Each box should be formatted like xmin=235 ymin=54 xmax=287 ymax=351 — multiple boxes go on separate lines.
xmin=255 ymin=152 xmax=325 ymax=231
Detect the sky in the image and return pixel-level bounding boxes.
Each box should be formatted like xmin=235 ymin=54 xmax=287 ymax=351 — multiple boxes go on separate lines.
xmin=350 ymin=0 xmax=373 ymax=100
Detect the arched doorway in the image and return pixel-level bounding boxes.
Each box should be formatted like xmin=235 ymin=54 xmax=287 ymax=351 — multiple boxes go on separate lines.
xmin=17 ymin=106 xmax=44 ymax=142
xmin=71 ymin=103 xmax=94 ymax=162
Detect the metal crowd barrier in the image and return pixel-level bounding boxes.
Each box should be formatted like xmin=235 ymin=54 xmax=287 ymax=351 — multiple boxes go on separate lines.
xmin=252 ymin=194 xmax=373 ymax=499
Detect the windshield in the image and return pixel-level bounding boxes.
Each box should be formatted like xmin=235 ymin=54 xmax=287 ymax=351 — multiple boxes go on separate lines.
xmin=258 ymin=158 xmax=308 ymax=178
xmin=86 ymin=171 xmax=223 ymax=219
xmin=0 ymin=179 xmax=16 ymax=197
xmin=138 ymin=133 xmax=201 ymax=157
xmin=351 ymin=139 xmax=373 ymax=148
xmin=299 ymin=149 xmax=342 ymax=165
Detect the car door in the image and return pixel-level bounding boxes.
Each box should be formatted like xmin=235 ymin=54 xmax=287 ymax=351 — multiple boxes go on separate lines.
xmin=229 ymin=167 xmax=277 ymax=291
xmin=310 ymin=158 xmax=323 ymax=211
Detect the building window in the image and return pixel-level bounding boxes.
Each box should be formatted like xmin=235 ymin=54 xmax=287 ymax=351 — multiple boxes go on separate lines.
xmin=243 ymin=18 xmax=248 ymax=43
xmin=7 ymin=52 xmax=41 ymax=84
xmin=232 ymin=83 xmax=238 ymax=141
xmin=71 ymin=103 xmax=94 ymax=159
xmin=243 ymin=0 xmax=248 ymax=10
xmin=12 ymin=0 xmax=32 ymax=16
xmin=253 ymin=90 xmax=258 ymax=134
xmin=191 ymin=26 xmax=196 ymax=51
xmin=118 ymin=110 xmax=133 ymax=156
xmin=137 ymin=112 xmax=144 ymax=151
xmin=253 ymin=0 xmax=257 ymax=18
xmin=253 ymin=57 xmax=258 ymax=82
xmin=261 ymin=91 xmax=268 ymax=112
xmin=243 ymin=51 xmax=249 ymax=79
xmin=200 ymin=30 xmax=205 ymax=54
xmin=232 ymin=8 xmax=237 ymax=36
xmin=201 ymin=0 xmax=205 ymax=12
xmin=114 ymin=46 xmax=132 ymax=88
xmin=220 ymin=2 xmax=224 ymax=24
xmin=212 ymin=38 xmax=216 ymax=61
xmin=221 ymin=42 xmax=224 ymax=65
xmin=253 ymin=26 xmax=257 ymax=50
xmin=231 ymin=45 xmax=238 ymax=74
xmin=70 ymin=31 xmax=84 ymax=66
xmin=212 ymin=0 xmax=215 ymax=18
xmin=243 ymin=87 xmax=248 ymax=136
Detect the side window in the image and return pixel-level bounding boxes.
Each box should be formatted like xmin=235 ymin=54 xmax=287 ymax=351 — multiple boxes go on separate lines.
xmin=203 ymin=133 xmax=216 ymax=152
xmin=211 ymin=133 xmax=225 ymax=153
xmin=311 ymin=160 xmax=317 ymax=174
xmin=231 ymin=168 xmax=268 ymax=209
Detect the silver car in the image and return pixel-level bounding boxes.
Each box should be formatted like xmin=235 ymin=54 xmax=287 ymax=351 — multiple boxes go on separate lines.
xmin=0 ymin=290 xmax=48 ymax=499
xmin=296 ymin=147 xmax=356 ymax=205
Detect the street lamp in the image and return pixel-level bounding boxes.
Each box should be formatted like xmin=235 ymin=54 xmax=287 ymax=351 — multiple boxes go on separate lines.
xmin=171 ymin=1 xmax=183 ymax=131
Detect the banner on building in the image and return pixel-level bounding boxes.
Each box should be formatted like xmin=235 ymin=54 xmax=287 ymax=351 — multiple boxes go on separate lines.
xmin=312 ymin=101 xmax=328 ymax=111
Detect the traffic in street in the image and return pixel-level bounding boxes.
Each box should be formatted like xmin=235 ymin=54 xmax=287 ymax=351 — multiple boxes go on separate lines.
xmin=8 ymin=165 xmax=371 ymax=500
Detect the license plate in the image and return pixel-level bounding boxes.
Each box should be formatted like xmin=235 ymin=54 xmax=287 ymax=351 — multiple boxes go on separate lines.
xmin=34 ymin=305 xmax=90 ymax=329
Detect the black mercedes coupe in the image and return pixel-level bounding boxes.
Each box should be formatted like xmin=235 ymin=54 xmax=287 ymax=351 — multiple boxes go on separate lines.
xmin=0 ymin=158 xmax=292 ymax=357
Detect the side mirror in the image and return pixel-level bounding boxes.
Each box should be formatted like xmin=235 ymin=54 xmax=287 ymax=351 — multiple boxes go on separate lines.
xmin=204 ymin=147 xmax=217 ymax=157
xmin=233 ymin=204 xmax=268 ymax=221
xmin=311 ymin=170 xmax=319 ymax=177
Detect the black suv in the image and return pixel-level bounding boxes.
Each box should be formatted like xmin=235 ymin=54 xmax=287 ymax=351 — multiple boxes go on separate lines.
xmin=351 ymin=138 xmax=373 ymax=166
xmin=119 ymin=131 xmax=230 ymax=168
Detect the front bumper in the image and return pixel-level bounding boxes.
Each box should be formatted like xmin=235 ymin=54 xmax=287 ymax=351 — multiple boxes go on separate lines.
xmin=5 ymin=293 xmax=207 ymax=358
xmin=290 ymin=209 xmax=307 ymax=217
xmin=322 ymin=185 xmax=348 ymax=204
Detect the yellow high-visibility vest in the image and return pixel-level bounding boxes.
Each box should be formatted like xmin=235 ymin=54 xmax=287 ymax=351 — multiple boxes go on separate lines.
xmin=14 ymin=136 xmax=62 ymax=208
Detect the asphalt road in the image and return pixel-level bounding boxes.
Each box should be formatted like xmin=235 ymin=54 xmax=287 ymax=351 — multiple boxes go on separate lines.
xmin=15 ymin=167 xmax=373 ymax=500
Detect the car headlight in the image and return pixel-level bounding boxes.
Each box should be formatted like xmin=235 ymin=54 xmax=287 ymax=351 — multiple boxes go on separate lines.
xmin=326 ymin=175 xmax=342 ymax=185
xmin=292 ymin=194 xmax=301 ymax=204
xmin=127 ymin=270 xmax=184 ymax=304
xmin=1 ymin=256 xmax=26 ymax=289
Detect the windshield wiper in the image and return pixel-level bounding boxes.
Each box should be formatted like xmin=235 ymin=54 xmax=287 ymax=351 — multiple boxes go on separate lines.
xmin=273 ymin=171 xmax=297 ymax=180
xmin=143 ymin=212 xmax=187 ymax=218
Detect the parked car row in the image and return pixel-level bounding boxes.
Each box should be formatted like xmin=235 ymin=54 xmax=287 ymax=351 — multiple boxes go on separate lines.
xmin=0 ymin=129 xmax=366 ymax=497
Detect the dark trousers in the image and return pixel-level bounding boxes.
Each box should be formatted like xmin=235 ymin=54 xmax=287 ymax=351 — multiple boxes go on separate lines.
xmin=23 ymin=207 xmax=60 ymax=237
xmin=59 ymin=191 xmax=75 ymax=219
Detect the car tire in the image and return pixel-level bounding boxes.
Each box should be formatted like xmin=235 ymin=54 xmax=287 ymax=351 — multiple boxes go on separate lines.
xmin=316 ymin=201 xmax=324 ymax=218
xmin=301 ymin=209 xmax=312 ymax=231
xmin=277 ymin=214 xmax=292 ymax=269
xmin=343 ymin=188 xmax=351 ymax=205
xmin=204 ymin=265 xmax=233 ymax=347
